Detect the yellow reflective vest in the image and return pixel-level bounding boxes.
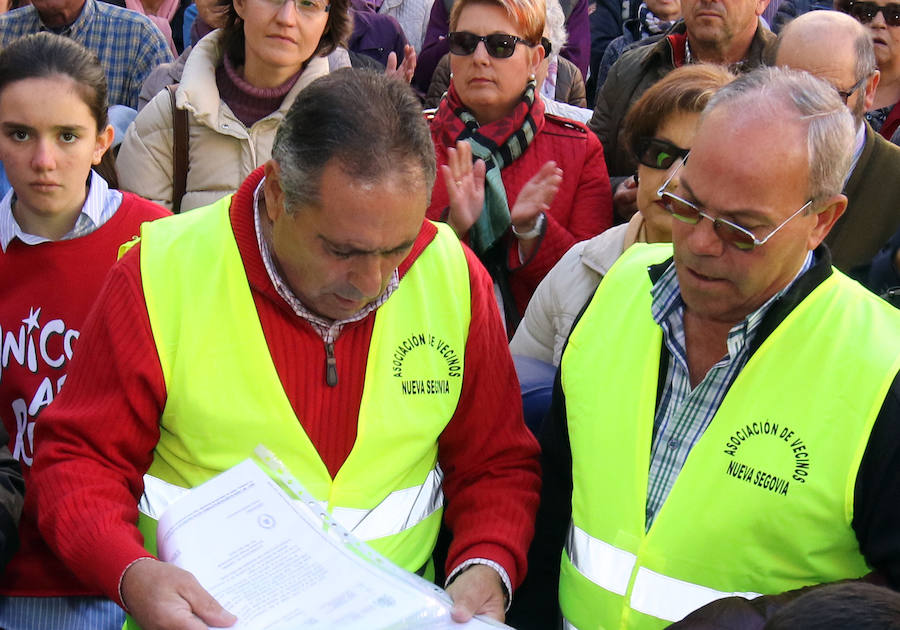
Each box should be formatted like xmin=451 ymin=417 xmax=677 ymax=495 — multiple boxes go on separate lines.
xmin=559 ymin=243 xmax=900 ymax=630
xmin=127 ymin=196 xmax=471 ymax=628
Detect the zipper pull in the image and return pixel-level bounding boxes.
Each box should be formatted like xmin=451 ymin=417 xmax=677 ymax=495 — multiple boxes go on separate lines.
xmin=325 ymin=342 xmax=338 ymax=387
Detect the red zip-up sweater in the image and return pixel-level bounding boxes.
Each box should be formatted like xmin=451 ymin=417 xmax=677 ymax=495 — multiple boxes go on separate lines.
xmin=32 ymin=169 xmax=541 ymax=606
xmin=0 ymin=193 xmax=170 ymax=596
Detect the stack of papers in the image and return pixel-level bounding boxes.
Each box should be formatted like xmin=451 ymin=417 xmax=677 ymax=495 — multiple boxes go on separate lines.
xmin=156 ymin=459 xmax=512 ymax=630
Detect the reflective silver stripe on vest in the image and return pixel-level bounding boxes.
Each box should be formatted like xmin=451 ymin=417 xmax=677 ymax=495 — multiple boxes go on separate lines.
xmin=138 ymin=475 xmax=189 ymax=519
xmin=566 ymin=524 xmax=762 ymax=623
xmin=139 ymin=466 xmax=444 ymax=541
xmin=629 ymin=567 xmax=761 ymax=622
xmin=331 ymin=465 xmax=444 ymax=541
xmin=566 ymin=523 xmax=636 ymax=595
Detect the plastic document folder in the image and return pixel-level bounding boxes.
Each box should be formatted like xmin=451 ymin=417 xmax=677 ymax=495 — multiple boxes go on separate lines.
xmin=154 ymin=448 xmax=513 ymax=630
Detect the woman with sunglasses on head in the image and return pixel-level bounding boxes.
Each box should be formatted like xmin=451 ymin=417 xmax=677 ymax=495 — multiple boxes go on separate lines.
xmin=0 ymin=33 xmax=169 ymax=630
xmin=116 ymin=0 xmax=350 ymax=212
xmin=509 ymin=64 xmax=734 ymax=367
xmin=426 ymin=0 xmax=613 ymax=335
xmin=843 ymin=0 xmax=900 ymax=140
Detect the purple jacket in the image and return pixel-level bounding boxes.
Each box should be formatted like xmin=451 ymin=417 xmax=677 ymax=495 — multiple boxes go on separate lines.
xmin=349 ymin=0 xmax=408 ymax=68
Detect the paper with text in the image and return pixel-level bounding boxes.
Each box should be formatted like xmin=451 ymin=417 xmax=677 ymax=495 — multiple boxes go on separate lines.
xmin=156 ymin=460 xmax=509 ymax=630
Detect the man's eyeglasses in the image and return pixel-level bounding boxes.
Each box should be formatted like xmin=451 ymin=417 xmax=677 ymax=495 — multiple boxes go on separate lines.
xmin=447 ymin=31 xmax=536 ymax=59
xmin=656 ymin=156 xmax=813 ymax=251
xmin=836 ymin=75 xmax=868 ymax=104
xmin=845 ymin=0 xmax=900 ymax=26
xmin=633 ymin=137 xmax=690 ymax=170
xmin=262 ymin=0 xmax=330 ymax=16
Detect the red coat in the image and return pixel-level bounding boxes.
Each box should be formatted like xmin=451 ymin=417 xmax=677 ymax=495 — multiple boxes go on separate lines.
xmin=428 ymin=113 xmax=614 ymax=316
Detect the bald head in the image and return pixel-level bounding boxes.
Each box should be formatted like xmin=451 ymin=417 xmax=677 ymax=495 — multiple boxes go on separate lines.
xmin=775 ymin=11 xmax=877 ymax=126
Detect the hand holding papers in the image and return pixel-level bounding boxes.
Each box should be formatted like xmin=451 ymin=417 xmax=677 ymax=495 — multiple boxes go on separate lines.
xmin=153 ymin=457 xmax=513 ymax=630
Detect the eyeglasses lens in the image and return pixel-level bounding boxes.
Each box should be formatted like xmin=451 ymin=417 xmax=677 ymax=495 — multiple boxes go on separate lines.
xmin=636 ymin=139 xmax=689 ymax=170
xmin=661 ymin=194 xmax=756 ymax=249
xmin=448 ymin=32 xmax=519 ymax=58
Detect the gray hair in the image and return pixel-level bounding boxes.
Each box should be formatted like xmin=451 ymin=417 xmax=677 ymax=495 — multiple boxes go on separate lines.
xmin=703 ymin=66 xmax=854 ymax=206
xmin=854 ymin=24 xmax=877 ymax=83
xmin=544 ymin=0 xmax=567 ymax=61
xmin=272 ymin=69 xmax=437 ymax=213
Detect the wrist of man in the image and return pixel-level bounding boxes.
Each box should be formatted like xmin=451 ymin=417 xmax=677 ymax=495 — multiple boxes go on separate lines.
xmin=445 ymin=558 xmax=512 ymax=610
xmin=118 ymin=556 xmax=157 ymax=610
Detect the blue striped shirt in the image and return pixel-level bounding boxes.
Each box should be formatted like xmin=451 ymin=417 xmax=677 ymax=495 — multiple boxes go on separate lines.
xmin=0 ymin=170 xmax=122 ymax=251
xmin=645 ymin=251 xmax=814 ymax=528
xmin=0 ymin=0 xmax=173 ymax=109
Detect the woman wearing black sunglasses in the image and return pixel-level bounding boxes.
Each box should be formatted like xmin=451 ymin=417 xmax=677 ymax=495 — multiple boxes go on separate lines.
xmin=843 ymin=0 xmax=900 ymax=140
xmin=425 ymin=0 xmax=613 ymax=334
xmin=510 ymin=64 xmax=734 ymax=367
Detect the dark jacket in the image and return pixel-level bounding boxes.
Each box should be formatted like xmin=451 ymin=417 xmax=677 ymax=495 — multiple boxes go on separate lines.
xmin=507 ymin=247 xmax=900 ymax=629
xmin=587 ymin=20 xmax=775 ymax=179
xmin=860 ymin=227 xmax=900 ymax=297
xmin=829 ymin=124 xmax=900 ymax=272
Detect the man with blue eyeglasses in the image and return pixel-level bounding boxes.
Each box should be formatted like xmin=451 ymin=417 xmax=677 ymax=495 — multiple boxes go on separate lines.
xmin=516 ymin=66 xmax=900 ymax=630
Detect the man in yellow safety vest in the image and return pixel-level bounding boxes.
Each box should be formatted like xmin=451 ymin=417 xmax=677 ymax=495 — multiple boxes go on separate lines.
xmin=31 ymin=70 xmax=541 ymax=630
xmin=514 ymin=66 xmax=900 ymax=630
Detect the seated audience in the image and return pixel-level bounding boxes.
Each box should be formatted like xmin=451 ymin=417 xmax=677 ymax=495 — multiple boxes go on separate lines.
xmin=427 ymin=0 xmax=612 ymax=332
xmin=510 ymin=64 xmax=734 ymax=367
xmin=0 ymin=33 xmax=169 ymax=630
xmin=117 ymin=0 xmax=350 ymax=212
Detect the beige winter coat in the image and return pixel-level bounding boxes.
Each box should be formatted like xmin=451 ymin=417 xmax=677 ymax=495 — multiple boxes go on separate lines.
xmin=509 ymin=213 xmax=647 ymax=366
xmin=117 ymin=30 xmax=330 ymax=212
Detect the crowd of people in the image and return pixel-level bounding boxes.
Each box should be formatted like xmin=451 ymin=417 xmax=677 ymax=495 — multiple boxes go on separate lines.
xmin=0 ymin=0 xmax=898 ymax=627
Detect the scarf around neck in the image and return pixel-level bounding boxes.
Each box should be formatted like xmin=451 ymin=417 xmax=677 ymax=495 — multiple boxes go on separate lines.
xmin=125 ymin=0 xmax=180 ymax=53
xmin=434 ymin=80 xmax=544 ymax=254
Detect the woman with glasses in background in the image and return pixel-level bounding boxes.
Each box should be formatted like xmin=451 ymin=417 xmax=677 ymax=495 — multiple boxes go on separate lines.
xmin=510 ymin=64 xmax=734 ymax=368
xmin=843 ymin=0 xmax=900 ymax=140
xmin=427 ymin=0 xmax=613 ymax=334
xmin=116 ymin=0 xmax=350 ymax=212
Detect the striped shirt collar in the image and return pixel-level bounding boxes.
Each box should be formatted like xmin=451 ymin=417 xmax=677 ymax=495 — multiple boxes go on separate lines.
xmin=0 ymin=170 xmax=121 ymax=252
xmin=651 ymin=249 xmax=815 ymax=352
xmin=252 ymin=177 xmax=399 ymax=343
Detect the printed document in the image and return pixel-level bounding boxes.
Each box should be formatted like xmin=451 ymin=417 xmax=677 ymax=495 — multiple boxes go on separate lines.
xmin=155 ymin=459 xmax=510 ymax=630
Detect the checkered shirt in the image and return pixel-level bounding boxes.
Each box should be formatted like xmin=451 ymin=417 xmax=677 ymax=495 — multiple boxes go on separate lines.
xmin=645 ymin=251 xmax=814 ymax=528
xmin=0 ymin=0 xmax=174 ymax=109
